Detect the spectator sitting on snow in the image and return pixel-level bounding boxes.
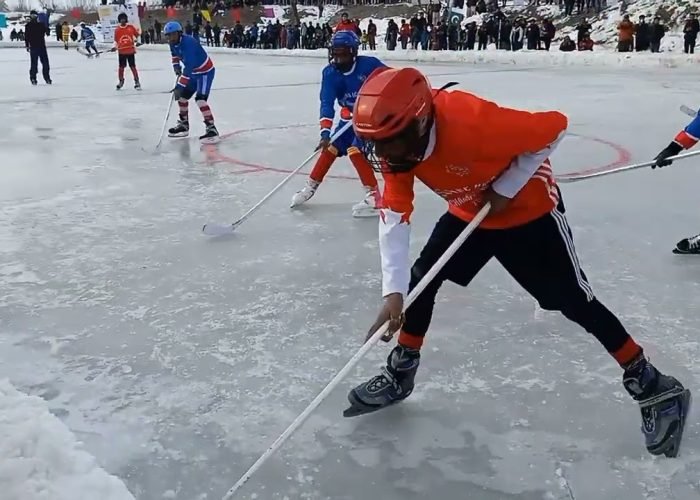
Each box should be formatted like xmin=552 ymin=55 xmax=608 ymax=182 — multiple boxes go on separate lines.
xmin=578 ymin=33 xmax=594 ymax=51
xmin=559 ymin=35 xmax=576 ymax=52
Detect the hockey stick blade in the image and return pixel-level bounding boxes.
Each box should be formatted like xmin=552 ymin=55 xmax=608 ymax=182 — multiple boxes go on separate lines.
xmin=202 ymin=120 xmax=353 ymax=237
xmin=202 ymin=222 xmax=239 ymax=236
xmin=680 ymin=104 xmax=697 ymax=118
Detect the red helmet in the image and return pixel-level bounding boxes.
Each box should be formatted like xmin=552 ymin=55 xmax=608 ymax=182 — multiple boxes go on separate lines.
xmin=352 ymin=67 xmax=433 ymax=141
xmin=353 ymin=67 xmax=434 ymax=172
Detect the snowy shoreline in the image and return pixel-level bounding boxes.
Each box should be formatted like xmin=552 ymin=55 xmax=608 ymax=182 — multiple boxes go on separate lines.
xmin=0 ymin=379 xmax=135 ymax=500
xmin=3 ymin=40 xmax=700 ymax=68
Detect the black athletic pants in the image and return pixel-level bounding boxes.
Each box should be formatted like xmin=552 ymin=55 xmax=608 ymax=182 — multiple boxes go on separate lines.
xmin=118 ymin=53 xmax=136 ymax=67
xmin=401 ymin=198 xmax=638 ymax=364
xmin=29 ymin=46 xmax=50 ymax=82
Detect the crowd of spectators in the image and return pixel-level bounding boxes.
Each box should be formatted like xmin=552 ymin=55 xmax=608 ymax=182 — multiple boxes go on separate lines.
xmin=5 ymin=1 xmax=696 ymax=56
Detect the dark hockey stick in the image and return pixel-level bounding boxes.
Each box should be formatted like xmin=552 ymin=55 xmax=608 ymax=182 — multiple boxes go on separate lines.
xmin=218 ymin=202 xmax=492 ymax=499
xmin=201 ymin=120 xmax=353 ymax=236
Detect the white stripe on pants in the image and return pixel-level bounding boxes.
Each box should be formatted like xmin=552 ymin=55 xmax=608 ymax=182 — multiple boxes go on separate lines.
xmin=196 ymin=74 xmax=209 ymax=96
xmin=550 ymin=209 xmax=595 ymax=301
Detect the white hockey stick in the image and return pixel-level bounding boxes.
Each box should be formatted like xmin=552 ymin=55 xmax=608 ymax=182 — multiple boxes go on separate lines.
xmin=220 ymin=202 xmax=492 ymax=499
xmin=153 ymin=90 xmax=175 ymax=153
xmin=202 ymin=120 xmax=353 ymax=236
xmin=557 ymin=149 xmax=700 ymax=183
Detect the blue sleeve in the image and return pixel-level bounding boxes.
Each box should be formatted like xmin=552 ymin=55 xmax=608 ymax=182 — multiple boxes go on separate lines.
xmin=675 ymin=113 xmax=700 ymax=149
xmin=685 ymin=115 xmax=700 ymax=140
xmin=319 ymin=66 xmax=337 ymax=139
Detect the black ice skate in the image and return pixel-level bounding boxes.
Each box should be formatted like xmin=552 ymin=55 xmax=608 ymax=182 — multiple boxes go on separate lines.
xmin=134 ymin=80 xmax=141 ymax=90
xmin=623 ymin=356 xmax=692 ymax=457
xmin=168 ymin=119 xmax=189 ymax=138
xmin=45 ymin=78 xmax=52 ymax=85
xmin=30 ymin=78 xmax=37 ymax=86
xmin=116 ymin=79 xmax=125 ymax=90
xmin=344 ymin=345 xmax=420 ymax=417
xmin=673 ymin=233 xmax=700 ymax=254
xmin=199 ymin=122 xmax=220 ymax=144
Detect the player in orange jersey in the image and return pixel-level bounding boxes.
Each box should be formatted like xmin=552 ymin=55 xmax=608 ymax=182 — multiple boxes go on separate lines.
xmin=343 ymin=67 xmax=691 ymax=459
xmin=109 ymin=12 xmax=140 ymax=90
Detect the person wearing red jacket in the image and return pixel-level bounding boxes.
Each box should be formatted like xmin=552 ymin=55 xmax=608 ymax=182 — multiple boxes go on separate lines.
xmin=335 ymin=12 xmax=356 ymax=33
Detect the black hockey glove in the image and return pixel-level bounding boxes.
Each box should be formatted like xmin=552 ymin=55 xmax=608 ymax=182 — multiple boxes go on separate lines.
xmin=653 ymin=141 xmax=683 ymax=169
xmin=174 ymin=65 xmax=182 ymax=77
xmin=172 ymin=85 xmax=183 ymax=100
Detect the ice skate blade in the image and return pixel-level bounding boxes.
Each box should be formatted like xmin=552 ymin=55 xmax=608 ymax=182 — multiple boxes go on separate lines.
xmin=168 ymin=132 xmax=189 ymax=138
xmin=673 ymin=247 xmax=700 ymax=255
xmin=343 ymin=390 xmax=401 ymax=418
xmin=649 ymin=389 xmax=692 ymax=458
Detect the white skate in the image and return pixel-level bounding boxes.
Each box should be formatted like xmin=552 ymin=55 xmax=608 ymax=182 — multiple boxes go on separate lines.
xmin=351 ymin=188 xmax=381 ymax=218
xmin=290 ymin=180 xmax=319 ymax=208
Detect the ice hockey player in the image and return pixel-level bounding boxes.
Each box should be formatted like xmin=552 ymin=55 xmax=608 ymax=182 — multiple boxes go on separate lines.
xmin=344 ymin=67 xmax=691 ymax=458
xmin=24 ymin=10 xmax=51 ymax=85
xmin=290 ymin=31 xmax=385 ymax=217
xmin=163 ymin=21 xmax=219 ymax=144
xmin=109 ymin=13 xmax=140 ymax=90
xmin=653 ymin=115 xmax=700 ymax=254
xmin=80 ymin=22 xmax=98 ymax=57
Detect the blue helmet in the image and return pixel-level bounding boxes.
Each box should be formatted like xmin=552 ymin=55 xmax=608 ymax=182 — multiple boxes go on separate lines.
xmin=331 ymin=30 xmax=360 ymax=49
xmin=163 ymin=21 xmax=183 ymax=35
xmin=329 ymin=30 xmax=359 ymax=71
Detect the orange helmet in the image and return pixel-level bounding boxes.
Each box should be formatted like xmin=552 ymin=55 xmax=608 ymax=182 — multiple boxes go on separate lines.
xmin=353 ymin=67 xmax=433 ymax=141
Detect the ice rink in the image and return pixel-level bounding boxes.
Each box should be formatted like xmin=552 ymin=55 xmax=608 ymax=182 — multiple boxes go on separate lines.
xmin=3 ymin=45 xmax=700 ymax=500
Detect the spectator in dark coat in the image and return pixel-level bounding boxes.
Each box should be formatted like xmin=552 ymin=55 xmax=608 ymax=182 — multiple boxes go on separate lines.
xmin=650 ymin=16 xmax=665 ymax=53
xmin=25 ymin=10 xmax=51 ymax=85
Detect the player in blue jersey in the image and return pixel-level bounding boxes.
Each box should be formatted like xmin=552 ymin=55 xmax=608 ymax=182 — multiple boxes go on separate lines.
xmin=163 ymin=21 xmax=219 ymax=144
xmin=653 ymin=114 xmax=700 ymax=253
xmin=290 ymin=31 xmax=387 ymax=218
xmin=79 ymin=22 xmax=98 ymax=57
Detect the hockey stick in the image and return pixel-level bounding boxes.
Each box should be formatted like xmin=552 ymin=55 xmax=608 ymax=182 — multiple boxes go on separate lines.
xmin=202 ymin=120 xmax=354 ymax=236
xmin=220 ymin=202 xmax=492 ymax=499
xmin=557 ymin=104 xmax=700 ymax=183
xmin=153 ymin=88 xmax=176 ymax=153
xmin=557 ymin=149 xmax=700 ymax=183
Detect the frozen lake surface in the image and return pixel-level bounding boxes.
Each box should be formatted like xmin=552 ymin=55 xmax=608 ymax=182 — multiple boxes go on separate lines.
xmin=2 ymin=46 xmax=700 ymax=499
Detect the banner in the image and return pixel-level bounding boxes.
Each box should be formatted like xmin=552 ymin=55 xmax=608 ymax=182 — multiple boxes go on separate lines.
xmin=97 ymin=3 xmax=142 ymax=44
xmin=0 ymin=14 xmax=6 ymax=29
xmin=448 ymin=7 xmax=464 ymax=25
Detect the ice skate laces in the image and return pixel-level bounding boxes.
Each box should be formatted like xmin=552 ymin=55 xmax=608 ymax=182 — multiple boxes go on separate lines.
xmin=687 ymin=234 xmax=700 ymax=250
xmin=366 ymin=367 xmax=399 ymax=394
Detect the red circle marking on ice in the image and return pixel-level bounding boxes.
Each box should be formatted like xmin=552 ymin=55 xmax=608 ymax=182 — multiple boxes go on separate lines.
xmin=203 ymin=124 xmax=356 ymax=180
xmin=202 ymin=125 xmax=632 ymax=180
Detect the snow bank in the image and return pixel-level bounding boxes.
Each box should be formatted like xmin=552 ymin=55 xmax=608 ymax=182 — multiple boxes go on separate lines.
xmin=126 ymin=43 xmax=700 ymax=68
xmin=2 ymin=38 xmax=699 ymax=68
xmin=0 ymin=379 xmax=135 ymax=500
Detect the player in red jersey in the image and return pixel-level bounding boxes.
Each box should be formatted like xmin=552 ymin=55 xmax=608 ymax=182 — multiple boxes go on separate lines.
xmin=343 ymin=67 xmax=691 ymax=460
xmin=109 ymin=13 xmax=140 ymax=90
